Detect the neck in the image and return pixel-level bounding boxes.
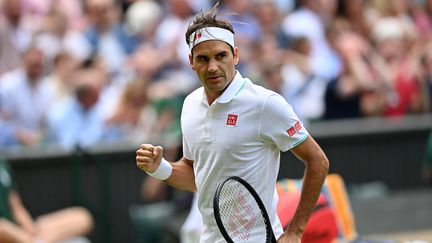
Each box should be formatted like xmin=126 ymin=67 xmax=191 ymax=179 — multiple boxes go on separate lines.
xmin=27 ymin=75 xmax=39 ymax=86
xmin=205 ymin=90 xmax=222 ymax=105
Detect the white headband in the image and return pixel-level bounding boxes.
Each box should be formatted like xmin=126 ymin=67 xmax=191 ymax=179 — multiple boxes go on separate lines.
xmin=188 ymin=27 xmax=235 ymax=51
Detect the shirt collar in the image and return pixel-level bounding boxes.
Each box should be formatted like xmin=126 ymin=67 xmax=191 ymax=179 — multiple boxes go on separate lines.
xmin=216 ymin=71 xmax=245 ymax=104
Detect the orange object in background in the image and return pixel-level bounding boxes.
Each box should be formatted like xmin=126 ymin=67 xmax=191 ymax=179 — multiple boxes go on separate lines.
xmin=276 ymin=174 xmax=357 ymax=243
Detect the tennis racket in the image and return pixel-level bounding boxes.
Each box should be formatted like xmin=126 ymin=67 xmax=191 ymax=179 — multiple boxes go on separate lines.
xmin=213 ymin=176 xmax=277 ymax=243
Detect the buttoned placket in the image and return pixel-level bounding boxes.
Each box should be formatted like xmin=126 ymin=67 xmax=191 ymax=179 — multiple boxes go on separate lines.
xmin=203 ymin=102 xmax=219 ymax=143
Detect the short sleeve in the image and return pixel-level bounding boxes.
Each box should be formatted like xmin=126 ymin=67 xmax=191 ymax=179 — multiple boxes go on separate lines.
xmin=0 ymin=160 xmax=16 ymax=191
xmin=0 ymin=160 xmax=16 ymax=221
xmin=182 ymin=136 xmax=193 ymax=161
xmin=259 ymin=93 xmax=309 ymax=152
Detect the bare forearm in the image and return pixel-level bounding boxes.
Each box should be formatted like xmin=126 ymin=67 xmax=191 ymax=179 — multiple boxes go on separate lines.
xmin=0 ymin=218 xmax=32 ymax=243
xmin=287 ymin=155 xmax=329 ymax=236
xmin=9 ymin=192 xmax=36 ymax=234
xmin=165 ymin=158 xmax=197 ymax=192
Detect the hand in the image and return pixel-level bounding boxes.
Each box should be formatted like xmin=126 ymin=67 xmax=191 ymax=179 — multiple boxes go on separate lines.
xmin=277 ymin=232 xmax=302 ymax=243
xmin=21 ymin=220 xmax=38 ymax=236
xmin=136 ymin=144 xmax=164 ymax=173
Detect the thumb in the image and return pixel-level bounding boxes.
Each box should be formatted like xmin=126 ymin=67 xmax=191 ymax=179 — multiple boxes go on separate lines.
xmin=153 ymin=146 xmax=163 ymax=161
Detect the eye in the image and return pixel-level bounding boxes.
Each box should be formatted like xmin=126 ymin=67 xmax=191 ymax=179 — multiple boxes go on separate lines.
xmin=196 ymin=56 xmax=208 ymax=63
xmin=216 ymin=52 xmax=228 ymax=60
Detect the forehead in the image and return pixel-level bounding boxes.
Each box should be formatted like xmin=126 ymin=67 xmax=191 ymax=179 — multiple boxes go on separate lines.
xmin=192 ymin=40 xmax=232 ymax=56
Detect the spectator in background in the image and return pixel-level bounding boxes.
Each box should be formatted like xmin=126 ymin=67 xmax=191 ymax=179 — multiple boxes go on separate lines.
xmin=33 ymin=9 xmax=91 ymax=66
xmin=144 ymin=0 xmax=199 ymax=105
xmin=44 ymin=52 xmax=80 ymax=103
xmin=253 ymin=0 xmax=290 ymax=49
xmin=122 ymin=0 xmax=182 ymax=81
xmin=0 ymin=159 xmax=93 ymax=243
xmin=371 ymin=16 xmax=426 ymax=116
xmin=82 ymin=0 xmax=138 ymax=75
xmin=47 ymin=64 xmax=110 ymax=149
xmin=0 ymin=120 xmax=17 ymax=147
xmin=33 ymin=10 xmax=69 ymax=63
xmin=2 ymin=0 xmax=33 ymax=51
xmin=0 ymin=46 xmax=54 ymax=147
xmin=336 ymin=0 xmax=368 ymax=37
xmin=221 ymin=0 xmax=262 ymax=72
xmin=281 ymin=36 xmax=327 ymax=123
xmin=248 ymin=34 xmax=285 ymax=84
xmin=261 ymin=62 xmax=285 ymax=96
xmin=22 ymin=0 xmax=86 ymax=31
xmin=282 ymin=0 xmax=341 ymax=80
xmin=324 ymin=19 xmax=386 ymax=120
xmin=0 ymin=0 xmax=32 ymax=74
xmin=319 ymin=0 xmax=339 ymax=25
xmin=105 ymin=78 xmax=159 ymax=145
xmin=423 ymin=0 xmax=432 ymax=38
xmin=154 ymin=0 xmax=195 ymax=68
xmin=123 ymin=0 xmax=162 ymax=44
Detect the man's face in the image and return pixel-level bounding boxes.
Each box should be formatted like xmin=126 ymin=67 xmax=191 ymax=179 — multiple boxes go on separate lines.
xmin=189 ymin=40 xmax=239 ymax=98
xmin=24 ymin=48 xmax=44 ymax=81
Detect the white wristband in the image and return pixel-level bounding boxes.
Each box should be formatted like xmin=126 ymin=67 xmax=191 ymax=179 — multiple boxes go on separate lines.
xmin=146 ymin=158 xmax=172 ymax=180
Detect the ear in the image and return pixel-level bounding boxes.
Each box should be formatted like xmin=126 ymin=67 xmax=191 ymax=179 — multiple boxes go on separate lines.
xmin=233 ymin=47 xmax=239 ymax=66
xmin=189 ymin=53 xmax=195 ymax=70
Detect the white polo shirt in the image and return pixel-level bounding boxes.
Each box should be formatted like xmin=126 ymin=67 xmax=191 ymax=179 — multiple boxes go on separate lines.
xmin=181 ymin=71 xmax=309 ymax=243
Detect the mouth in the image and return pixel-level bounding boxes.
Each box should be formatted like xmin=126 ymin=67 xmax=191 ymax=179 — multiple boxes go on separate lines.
xmin=207 ymin=75 xmax=222 ymax=81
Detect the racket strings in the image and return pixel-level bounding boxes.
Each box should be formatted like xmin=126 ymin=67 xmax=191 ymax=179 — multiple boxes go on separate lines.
xmin=218 ymin=180 xmax=268 ymax=242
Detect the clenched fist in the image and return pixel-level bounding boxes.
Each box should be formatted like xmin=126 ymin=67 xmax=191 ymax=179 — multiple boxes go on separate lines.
xmin=136 ymin=144 xmax=164 ymax=173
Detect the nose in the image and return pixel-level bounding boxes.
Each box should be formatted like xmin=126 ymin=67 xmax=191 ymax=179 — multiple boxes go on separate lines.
xmin=207 ymin=59 xmax=218 ymax=73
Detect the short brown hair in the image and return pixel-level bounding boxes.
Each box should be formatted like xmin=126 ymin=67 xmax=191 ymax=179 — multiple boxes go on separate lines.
xmin=185 ymin=2 xmax=235 ymax=48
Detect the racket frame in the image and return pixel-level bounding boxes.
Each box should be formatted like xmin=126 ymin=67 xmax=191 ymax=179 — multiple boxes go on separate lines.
xmin=213 ymin=176 xmax=277 ymax=243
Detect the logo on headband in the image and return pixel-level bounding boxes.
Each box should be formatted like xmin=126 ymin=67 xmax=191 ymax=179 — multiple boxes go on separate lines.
xmin=192 ymin=32 xmax=202 ymax=46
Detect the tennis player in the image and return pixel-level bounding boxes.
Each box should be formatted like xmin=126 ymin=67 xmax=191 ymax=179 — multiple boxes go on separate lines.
xmin=136 ymin=3 xmax=329 ymax=242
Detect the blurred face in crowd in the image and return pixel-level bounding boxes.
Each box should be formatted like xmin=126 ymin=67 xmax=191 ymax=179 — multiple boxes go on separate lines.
xmin=86 ymin=0 xmax=113 ymax=30
xmin=168 ymin=0 xmax=193 ymax=18
xmin=123 ymin=79 xmax=148 ymax=108
xmin=390 ymin=0 xmax=410 ymax=16
xmin=43 ymin=11 xmax=68 ymax=37
xmin=376 ymin=38 xmax=404 ymax=62
xmin=74 ymin=69 xmax=104 ymax=110
xmin=3 ymin=0 xmax=22 ymax=26
xmin=224 ymin=0 xmax=251 ymax=14
xmin=189 ymin=40 xmax=239 ymax=101
xmin=263 ymin=64 xmax=284 ymax=93
xmin=255 ymin=1 xmax=278 ymax=29
xmin=53 ymin=53 xmax=79 ymax=82
xmin=302 ymin=0 xmax=323 ymax=13
xmin=319 ymin=0 xmax=338 ymax=20
xmin=23 ymin=48 xmax=45 ymax=81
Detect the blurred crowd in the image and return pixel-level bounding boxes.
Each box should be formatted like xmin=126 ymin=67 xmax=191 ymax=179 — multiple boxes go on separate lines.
xmin=1 ymin=0 xmax=432 ymax=150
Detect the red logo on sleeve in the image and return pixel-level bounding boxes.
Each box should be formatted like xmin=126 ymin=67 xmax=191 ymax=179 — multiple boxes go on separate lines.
xmin=294 ymin=121 xmax=302 ymax=131
xmin=287 ymin=121 xmax=302 ymax=137
xmin=226 ymin=114 xmax=238 ymax=126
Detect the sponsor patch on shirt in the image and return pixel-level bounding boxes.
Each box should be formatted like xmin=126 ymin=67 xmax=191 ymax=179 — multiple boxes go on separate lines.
xmin=287 ymin=121 xmax=302 ymax=137
xmin=226 ymin=114 xmax=238 ymax=126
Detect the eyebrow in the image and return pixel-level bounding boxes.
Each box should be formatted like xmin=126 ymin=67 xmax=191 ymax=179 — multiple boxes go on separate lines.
xmin=216 ymin=51 xmax=228 ymax=56
xmin=196 ymin=50 xmax=229 ymax=59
